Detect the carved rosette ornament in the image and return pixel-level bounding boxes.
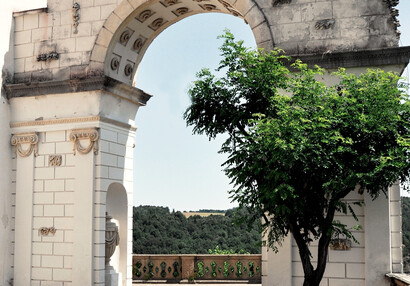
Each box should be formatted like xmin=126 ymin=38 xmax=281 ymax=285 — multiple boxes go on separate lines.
xmin=11 ymin=133 xmax=39 ymax=158
xmin=49 ymin=155 xmax=62 ymax=167
xmin=105 ymin=213 xmax=120 ymax=267
xmin=39 ymin=227 xmax=57 ymax=236
xmin=69 ymin=128 xmax=99 ymax=155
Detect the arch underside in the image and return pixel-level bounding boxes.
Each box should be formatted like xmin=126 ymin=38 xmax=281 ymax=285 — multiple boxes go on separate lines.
xmin=105 ymin=0 xmax=256 ymax=86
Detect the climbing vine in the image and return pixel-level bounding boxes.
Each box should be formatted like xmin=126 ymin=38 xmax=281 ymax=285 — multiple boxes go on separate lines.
xmin=133 ymin=261 xmax=142 ymax=278
xmin=223 ymin=261 xmax=230 ymax=277
xmin=197 ymin=261 xmax=205 ymax=277
xmin=236 ymin=261 xmax=243 ymax=278
xmin=210 ymin=261 xmax=217 ymax=277
xmin=249 ymin=261 xmax=255 ymax=277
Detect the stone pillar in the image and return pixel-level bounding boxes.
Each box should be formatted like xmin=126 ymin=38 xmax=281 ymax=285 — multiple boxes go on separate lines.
xmin=6 ymin=77 xmax=150 ymax=286
xmin=365 ymin=191 xmax=392 ymax=286
xmin=181 ymin=256 xmax=195 ymax=281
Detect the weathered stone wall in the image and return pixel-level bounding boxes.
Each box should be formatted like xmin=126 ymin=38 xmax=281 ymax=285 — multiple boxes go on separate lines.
xmin=257 ymin=0 xmax=400 ymax=54
xmin=8 ymin=0 xmax=400 ymax=86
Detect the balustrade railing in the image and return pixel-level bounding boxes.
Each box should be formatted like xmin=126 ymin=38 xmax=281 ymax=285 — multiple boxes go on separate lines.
xmin=132 ymin=254 xmax=261 ymax=283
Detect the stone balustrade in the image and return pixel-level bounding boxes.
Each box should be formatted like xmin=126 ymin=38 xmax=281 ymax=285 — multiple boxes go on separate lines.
xmin=132 ymin=254 xmax=261 ymax=283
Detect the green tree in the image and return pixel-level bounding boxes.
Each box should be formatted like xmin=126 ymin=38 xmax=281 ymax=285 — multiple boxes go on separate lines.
xmin=184 ymin=31 xmax=410 ymax=286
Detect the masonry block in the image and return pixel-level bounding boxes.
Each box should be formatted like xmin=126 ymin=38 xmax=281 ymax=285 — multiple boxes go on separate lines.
xmin=23 ymin=14 xmax=39 ymax=30
xmin=44 ymin=205 xmax=65 ymax=216
xmin=53 ymin=269 xmax=72 ymax=281
xmin=32 ymin=267 xmax=53 ymax=280
xmin=54 ymin=243 xmax=73 ymax=255
xmin=15 ymin=30 xmax=32 ymax=45
xmin=54 ymin=217 xmax=74 ymax=230
xmin=42 ymin=255 xmax=64 ymax=268
xmin=34 ymin=192 xmax=54 ymax=204
xmin=33 ymin=242 xmax=53 ymax=255
xmin=14 ymin=43 xmax=34 ymax=59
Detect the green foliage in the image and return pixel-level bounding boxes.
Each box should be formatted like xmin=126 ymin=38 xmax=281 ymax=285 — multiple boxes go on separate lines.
xmin=133 ymin=205 xmax=260 ymax=254
xmin=184 ymin=30 xmax=410 ymax=286
xmin=208 ymin=245 xmax=249 ymax=254
xmin=197 ymin=262 xmax=204 ymax=277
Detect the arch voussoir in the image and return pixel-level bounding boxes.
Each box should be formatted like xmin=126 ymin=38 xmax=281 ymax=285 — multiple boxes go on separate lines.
xmin=233 ymin=0 xmax=256 ymax=17
xmin=113 ymin=0 xmax=134 ymax=21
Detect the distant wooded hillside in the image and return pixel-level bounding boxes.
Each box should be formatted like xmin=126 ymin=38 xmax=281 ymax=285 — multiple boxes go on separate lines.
xmin=132 ymin=206 xmax=261 ymax=254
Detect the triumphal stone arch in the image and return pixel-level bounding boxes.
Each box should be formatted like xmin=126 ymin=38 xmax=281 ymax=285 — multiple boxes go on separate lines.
xmin=1 ymin=0 xmax=410 ymax=285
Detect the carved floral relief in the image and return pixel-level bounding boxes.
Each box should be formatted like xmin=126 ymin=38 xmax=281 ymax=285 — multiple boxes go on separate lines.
xmin=11 ymin=133 xmax=39 ymax=158
xmin=69 ymin=128 xmax=99 ymax=155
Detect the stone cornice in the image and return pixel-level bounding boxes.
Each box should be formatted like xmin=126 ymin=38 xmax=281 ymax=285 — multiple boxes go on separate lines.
xmin=10 ymin=115 xmax=137 ymax=132
xmin=289 ymin=46 xmax=410 ymax=73
xmin=4 ymin=76 xmax=152 ymax=106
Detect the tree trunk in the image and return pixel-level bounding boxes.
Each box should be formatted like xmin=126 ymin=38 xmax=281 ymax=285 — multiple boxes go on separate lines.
xmin=292 ymin=200 xmax=337 ymax=286
xmin=303 ymin=273 xmax=321 ymax=286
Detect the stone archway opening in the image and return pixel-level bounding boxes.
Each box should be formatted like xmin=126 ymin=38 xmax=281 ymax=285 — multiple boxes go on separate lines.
xmin=90 ymin=0 xmax=273 ymax=87
xmin=131 ymin=12 xmax=257 ymax=210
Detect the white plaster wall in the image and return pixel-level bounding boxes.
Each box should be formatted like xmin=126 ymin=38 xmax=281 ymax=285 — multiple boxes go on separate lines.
xmin=0 ymin=10 xmax=14 ymax=286
xmin=0 ymin=93 xmax=13 ymax=286
xmin=95 ymin=123 xmax=135 ymax=286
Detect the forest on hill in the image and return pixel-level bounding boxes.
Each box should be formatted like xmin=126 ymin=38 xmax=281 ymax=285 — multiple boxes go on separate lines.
xmin=132 ymin=206 xmax=261 ymax=254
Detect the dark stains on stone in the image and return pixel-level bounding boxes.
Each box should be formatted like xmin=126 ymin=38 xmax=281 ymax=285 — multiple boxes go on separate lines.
xmin=272 ymin=0 xmax=291 ymax=7
xmin=37 ymin=51 xmax=60 ymax=62
xmin=383 ymin=0 xmax=400 ymax=38
xmin=315 ymin=19 xmax=335 ymax=30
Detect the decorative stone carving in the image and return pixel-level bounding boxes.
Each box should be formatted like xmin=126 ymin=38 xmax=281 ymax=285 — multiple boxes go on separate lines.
xmin=272 ymin=0 xmax=291 ymax=6
xmin=330 ymin=238 xmax=351 ymax=251
xmin=217 ymin=1 xmax=242 ymax=17
xmin=111 ymin=56 xmax=120 ymax=71
xmin=161 ymin=0 xmax=179 ymax=7
xmin=37 ymin=51 xmax=60 ymax=62
xmin=199 ymin=4 xmax=217 ymax=11
xmin=133 ymin=36 xmax=147 ymax=53
xmin=149 ymin=18 xmax=166 ymax=31
xmin=173 ymin=7 xmax=190 ymax=16
xmin=105 ymin=213 xmax=120 ymax=267
xmin=72 ymin=3 xmax=80 ymax=34
xmin=137 ymin=9 xmax=155 ymax=23
xmin=11 ymin=133 xmax=39 ymax=158
xmin=69 ymin=128 xmax=99 ymax=155
xmin=49 ymin=155 xmax=62 ymax=167
xmin=315 ymin=19 xmax=335 ymax=30
xmin=227 ymin=7 xmax=242 ymax=17
xmin=39 ymin=227 xmax=57 ymax=236
xmin=124 ymin=63 xmax=134 ymax=77
xmin=119 ymin=29 xmax=133 ymax=46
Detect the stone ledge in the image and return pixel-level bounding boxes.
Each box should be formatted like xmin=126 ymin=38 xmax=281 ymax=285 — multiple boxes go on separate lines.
xmin=289 ymin=46 xmax=410 ymax=73
xmin=13 ymin=7 xmax=48 ymax=17
xmin=386 ymin=273 xmax=410 ymax=286
xmin=4 ymin=76 xmax=152 ymax=106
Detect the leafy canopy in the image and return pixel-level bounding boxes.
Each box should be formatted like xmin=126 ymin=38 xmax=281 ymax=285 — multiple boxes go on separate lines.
xmin=184 ymin=31 xmax=410 ymax=259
